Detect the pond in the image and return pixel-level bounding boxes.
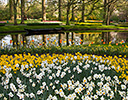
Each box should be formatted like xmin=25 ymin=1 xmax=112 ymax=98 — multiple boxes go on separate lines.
xmin=0 ymin=31 xmax=128 ymax=49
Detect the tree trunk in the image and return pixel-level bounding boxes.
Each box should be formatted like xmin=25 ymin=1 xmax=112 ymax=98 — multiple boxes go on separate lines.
xmin=42 ymin=0 xmax=46 ymax=21
xmin=9 ymin=0 xmax=13 ymax=20
xmin=103 ymin=0 xmax=107 ymax=24
xmin=103 ymin=0 xmax=113 ymax=25
xmin=81 ymin=0 xmax=85 ymax=22
xmin=66 ymin=2 xmax=70 ymax=25
xmin=106 ymin=0 xmax=111 ymax=25
xmin=21 ymin=0 xmax=25 ymax=24
xmin=58 ymin=0 xmax=62 ymax=21
xmin=106 ymin=5 xmax=110 ymax=25
xmin=13 ymin=0 xmax=19 ymax=25
xmin=70 ymin=4 xmax=75 ymax=21
xmin=13 ymin=2 xmax=17 ymax=25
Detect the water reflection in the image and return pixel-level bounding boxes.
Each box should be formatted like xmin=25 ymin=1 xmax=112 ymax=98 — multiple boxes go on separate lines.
xmin=0 ymin=31 xmax=128 ymax=49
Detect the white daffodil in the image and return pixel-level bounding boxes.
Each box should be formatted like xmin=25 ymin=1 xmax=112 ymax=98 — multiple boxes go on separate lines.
xmin=16 ymin=77 xmax=21 ymax=84
xmin=3 ymin=97 xmax=7 ymax=100
xmin=32 ymin=82 xmax=36 ymax=87
xmin=10 ymin=83 xmax=17 ymax=92
xmin=52 ymin=85 xmax=55 ymax=89
xmin=100 ymin=96 xmax=105 ymax=100
xmin=30 ymin=93 xmax=35 ymax=98
xmin=52 ymin=96 xmax=57 ymax=100
xmin=4 ymin=78 xmax=9 ymax=85
xmin=59 ymin=91 xmax=65 ymax=97
xmin=19 ymin=94 xmax=24 ymax=100
xmin=87 ymin=76 xmax=92 ymax=81
xmin=0 ymin=93 xmax=4 ymax=98
xmin=121 ymin=84 xmax=126 ymax=90
xmin=8 ymin=92 xmax=14 ymax=97
xmin=93 ymin=94 xmax=98 ymax=99
xmin=55 ymin=80 xmax=59 ymax=84
xmin=97 ymin=82 xmax=103 ymax=87
xmin=37 ymin=90 xmax=42 ymax=95
xmin=88 ymin=86 xmax=93 ymax=92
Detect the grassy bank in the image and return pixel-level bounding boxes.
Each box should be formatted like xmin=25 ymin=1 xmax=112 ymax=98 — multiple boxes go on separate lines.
xmin=0 ymin=25 xmax=128 ymax=35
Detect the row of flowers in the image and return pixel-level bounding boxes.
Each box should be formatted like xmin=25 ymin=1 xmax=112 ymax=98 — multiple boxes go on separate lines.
xmin=0 ymin=41 xmax=128 ymax=58
xmin=0 ymin=21 xmax=6 ymax=26
xmin=75 ymin=22 xmax=102 ymax=26
xmin=2 ymin=37 xmax=125 ymax=47
xmin=0 ymin=52 xmax=128 ymax=99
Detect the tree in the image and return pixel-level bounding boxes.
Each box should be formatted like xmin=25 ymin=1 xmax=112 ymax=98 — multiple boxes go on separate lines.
xmin=21 ymin=0 xmax=25 ymax=24
xmin=13 ymin=0 xmax=19 ymax=25
xmin=0 ymin=4 xmax=10 ymax=20
xmin=81 ymin=0 xmax=85 ymax=22
xmin=42 ymin=0 xmax=46 ymax=21
xmin=58 ymin=0 xmax=62 ymax=20
xmin=103 ymin=0 xmax=118 ymax=25
xmin=70 ymin=3 xmax=77 ymax=21
xmin=115 ymin=0 xmax=128 ymax=22
xmin=9 ymin=0 xmax=13 ymax=20
xmin=25 ymin=0 xmax=41 ymax=19
xmin=66 ymin=0 xmax=71 ymax=25
xmin=66 ymin=0 xmax=77 ymax=25
xmin=80 ymin=0 xmax=102 ymax=21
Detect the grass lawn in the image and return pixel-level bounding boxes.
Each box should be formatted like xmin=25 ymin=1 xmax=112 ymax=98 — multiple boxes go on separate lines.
xmin=0 ymin=25 xmax=128 ymax=35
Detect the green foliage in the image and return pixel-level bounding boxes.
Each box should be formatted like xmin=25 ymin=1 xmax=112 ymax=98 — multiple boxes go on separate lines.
xmin=118 ymin=22 xmax=128 ymax=27
xmin=0 ymin=44 xmax=128 ymax=58
xmin=0 ymin=8 xmax=10 ymax=20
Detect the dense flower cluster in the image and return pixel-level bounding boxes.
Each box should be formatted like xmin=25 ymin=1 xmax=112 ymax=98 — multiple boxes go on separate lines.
xmin=75 ymin=22 xmax=102 ymax=26
xmin=0 ymin=53 xmax=128 ymax=100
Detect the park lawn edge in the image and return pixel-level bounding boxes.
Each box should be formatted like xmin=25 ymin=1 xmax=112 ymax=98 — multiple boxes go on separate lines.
xmin=0 ymin=25 xmax=128 ymax=35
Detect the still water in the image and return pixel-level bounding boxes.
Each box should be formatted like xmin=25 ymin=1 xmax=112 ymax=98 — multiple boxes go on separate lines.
xmin=0 ymin=31 xmax=128 ymax=48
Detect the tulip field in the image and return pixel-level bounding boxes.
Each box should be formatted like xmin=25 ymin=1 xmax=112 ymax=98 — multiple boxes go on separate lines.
xmin=0 ymin=52 xmax=128 ymax=100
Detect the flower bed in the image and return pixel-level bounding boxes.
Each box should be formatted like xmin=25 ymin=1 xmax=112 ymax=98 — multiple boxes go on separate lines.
xmin=27 ymin=21 xmax=62 ymax=26
xmin=0 ymin=43 xmax=128 ymax=58
xmin=75 ymin=22 xmax=102 ymax=26
xmin=0 ymin=53 xmax=128 ymax=100
xmin=0 ymin=21 xmax=6 ymax=26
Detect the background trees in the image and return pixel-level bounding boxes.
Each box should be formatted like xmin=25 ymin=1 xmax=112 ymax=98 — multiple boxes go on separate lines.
xmin=13 ymin=0 xmax=19 ymax=25
xmin=21 ymin=0 xmax=25 ymax=24
xmin=42 ymin=0 xmax=46 ymax=21
xmin=0 ymin=0 xmax=127 ymax=25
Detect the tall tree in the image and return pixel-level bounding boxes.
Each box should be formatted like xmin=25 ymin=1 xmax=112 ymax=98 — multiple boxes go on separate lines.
xmin=21 ymin=0 xmax=25 ymax=24
xmin=70 ymin=4 xmax=77 ymax=21
xmin=81 ymin=0 xmax=85 ymax=22
xmin=42 ymin=0 xmax=46 ymax=21
xmin=13 ymin=0 xmax=19 ymax=25
xmin=9 ymin=0 xmax=13 ymax=20
xmin=103 ymin=0 xmax=107 ymax=24
xmin=66 ymin=0 xmax=77 ymax=25
xmin=58 ymin=0 xmax=62 ymax=21
xmin=66 ymin=0 xmax=71 ymax=25
xmin=103 ymin=0 xmax=118 ymax=25
xmin=106 ymin=0 xmax=111 ymax=25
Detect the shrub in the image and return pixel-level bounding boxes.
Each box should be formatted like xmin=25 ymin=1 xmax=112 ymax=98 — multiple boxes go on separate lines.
xmin=118 ymin=22 xmax=128 ymax=27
